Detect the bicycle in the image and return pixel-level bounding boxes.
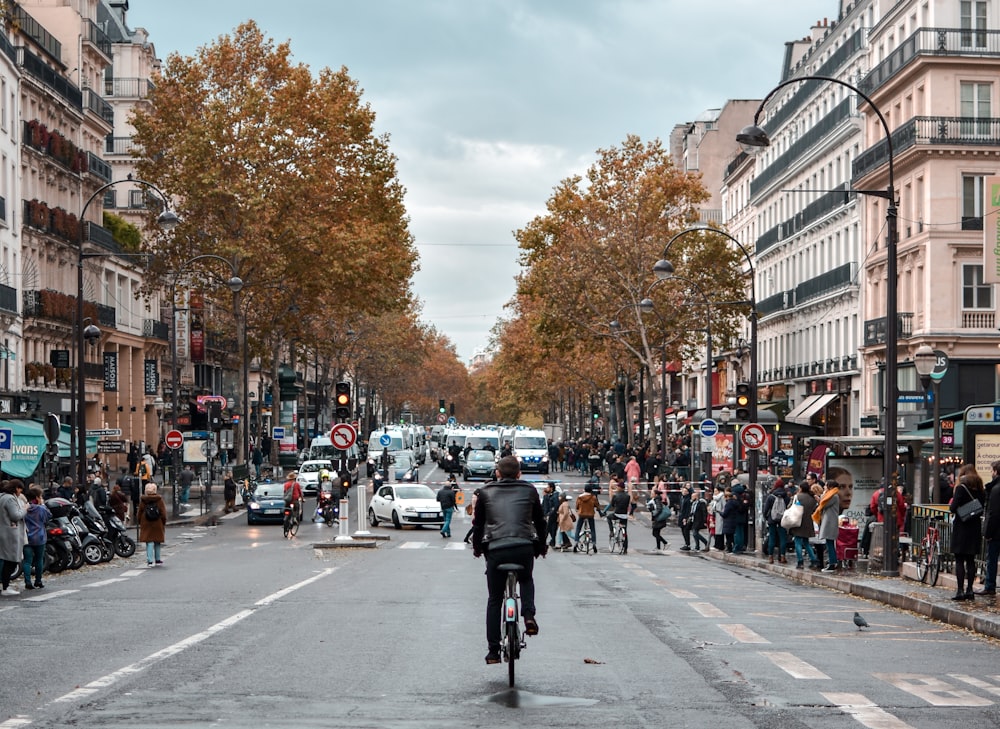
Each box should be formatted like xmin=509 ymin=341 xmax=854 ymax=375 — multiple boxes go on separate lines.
xmin=283 ymin=502 xmax=300 ymax=539
xmin=914 ymin=517 xmax=942 ymax=586
xmin=576 ymin=521 xmax=596 ymax=554
xmin=608 ymin=513 xmax=628 ymax=554
xmin=498 ymin=563 xmax=526 ymax=687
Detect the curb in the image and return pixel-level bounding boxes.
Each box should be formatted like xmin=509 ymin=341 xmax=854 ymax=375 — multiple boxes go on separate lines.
xmin=704 ymin=547 xmax=1000 ymax=640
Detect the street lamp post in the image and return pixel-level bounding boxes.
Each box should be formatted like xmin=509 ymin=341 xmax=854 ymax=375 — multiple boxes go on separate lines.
xmin=169 ymin=255 xmax=243 ymax=517
xmin=736 ymin=73 xmax=900 ymax=575
xmin=653 ymin=229 xmax=755 ymax=490
xmin=914 ymin=344 xmax=941 ymax=502
xmin=76 ymin=176 xmax=178 ymax=489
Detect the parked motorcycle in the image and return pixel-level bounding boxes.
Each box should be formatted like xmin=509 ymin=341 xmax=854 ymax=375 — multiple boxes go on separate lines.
xmin=65 ymin=503 xmax=109 ymax=565
xmin=97 ymin=504 xmax=136 ymax=558
xmin=45 ymin=498 xmax=84 ymax=571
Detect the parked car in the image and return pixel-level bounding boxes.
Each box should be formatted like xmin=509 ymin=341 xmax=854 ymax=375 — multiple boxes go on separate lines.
xmin=368 ymin=484 xmax=444 ymax=529
xmin=463 ymin=449 xmax=497 ymax=481
xmin=246 ymin=481 xmax=287 ymax=525
xmin=297 ymin=459 xmax=334 ymax=497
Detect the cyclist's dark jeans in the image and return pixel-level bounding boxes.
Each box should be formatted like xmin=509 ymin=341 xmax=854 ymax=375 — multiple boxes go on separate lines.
xmin=574 ymin=516 xmax=596 ymax=543
xmin=485 ymin=544 xmax=536 ymax=651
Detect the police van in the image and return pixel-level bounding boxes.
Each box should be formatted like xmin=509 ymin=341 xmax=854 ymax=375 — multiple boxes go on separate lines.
xmin=512 ymin=428 xmax=549 ymax=474
xmin=306 ymin=434 xmax=360 ymax=484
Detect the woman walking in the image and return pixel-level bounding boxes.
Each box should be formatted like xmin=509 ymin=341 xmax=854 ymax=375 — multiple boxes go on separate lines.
xmin=0 ymin=480 xmax=27 ymax=595
xmin=950 ymin=468 xmax=986 ymax=601
xmin=139 ymin=483 xmax=167 ymax=567
xmin=555 ymin=493 xmax=575 ymax=551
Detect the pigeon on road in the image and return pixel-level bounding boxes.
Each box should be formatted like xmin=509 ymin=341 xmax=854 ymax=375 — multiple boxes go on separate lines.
xmin=853 ymin=612 xmax=869 ymax=630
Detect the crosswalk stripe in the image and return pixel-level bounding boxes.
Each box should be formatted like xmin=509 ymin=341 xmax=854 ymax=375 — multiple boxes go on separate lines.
xmin=760 ymin=651 xmax=829 ymax=679
xmin=822 ymin=692 xmax=916 ymax=729
xmin=717 ymin=624 xmax=769 ymax=643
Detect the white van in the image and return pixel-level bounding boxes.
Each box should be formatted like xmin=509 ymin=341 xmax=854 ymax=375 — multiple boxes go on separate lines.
xmin=512 ymin=429 xmax=549 ymax=474
xmin=367 ymin=428 xmax=408 ymax=456
xmin=465 ymin=429 xmax=500 ymax=453
xmin=306 ymin=434 xmax=361 ymax=484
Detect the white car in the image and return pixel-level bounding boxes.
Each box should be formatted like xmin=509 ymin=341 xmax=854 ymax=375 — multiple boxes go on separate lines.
xmin=297 ymin=459 xmax=334 ymax=497
xmin=368 ymin=484 xmax=444 ymax=529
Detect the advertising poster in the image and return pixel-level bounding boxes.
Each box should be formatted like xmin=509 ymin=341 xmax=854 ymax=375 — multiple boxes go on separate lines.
xmin=973 ymin=433 xmax=1000 ymax=483
xmin=190 ymin=290 xmax=205 ymax=363
xmin=712 ymin=433 xmax=734 ymax=475
xmin=807 ymin=445 xmax=830 ymax=477
xmin=826 ymin=456 xmax=882 ymax=525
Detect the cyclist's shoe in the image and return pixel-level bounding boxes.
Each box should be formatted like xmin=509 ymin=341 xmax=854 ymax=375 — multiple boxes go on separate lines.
xmin=485 ymin=650 xmax=501 ymax=664
xmin=524 ymin=616 xmax=539 ymax=636
xmin=572 ymin=544 xmax=578 ymax=553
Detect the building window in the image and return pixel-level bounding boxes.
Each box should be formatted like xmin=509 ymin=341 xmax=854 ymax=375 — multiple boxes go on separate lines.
xmin=960 ymin=82 xmax=991 ymax=136
xmin=963 ymin=264 xmax=992 ymax=309
xmin=963 ymin=175 xmax=985 ymax=229
xmin=961 ymin=0 xmax=988 ymax=48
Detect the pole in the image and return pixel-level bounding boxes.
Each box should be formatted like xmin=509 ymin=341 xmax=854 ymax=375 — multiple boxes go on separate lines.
xmin=882 ymin=190 xmax=899 ymax=575
xmin=931 ymin=379 xmax=941 ymax=503
xmin=703 ymin=324 xmax=713 ymax=479
xmin=660 ymin=342 xmax=667 ymax=460
xmin=171 ymin=279 xmax=180 ymax=518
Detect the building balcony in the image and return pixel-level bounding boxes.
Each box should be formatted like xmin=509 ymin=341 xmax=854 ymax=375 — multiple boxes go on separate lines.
xmin=82 ymin=19 xmax=112 ymax=61
xmin=854 ymin=116 xmax=1000 ymax=181
xmin=104 ymin=77 xmax=155 ymax=99
xmin=22 ymin=289 xmax=116 ymax=330
xmin=757 ymin=290 xmax=793 ymax=317
xmin=962 ymin=310 xmax=995 ymax=328
xmin=15 ymin=47 xmax=82 ymax=111
xmin=756 ymin=183 xmax=853 ymax=255
xmin=144 ymin=319 xmax=170 ymax=340
xmin=0 ymin=283 xmax=16 ymax=315
xmin=87 ymin=152 xmax=112 ymax=184
xmin=83 ymin=89 xmax=114 ymax=128
xmin=863 ymin=313 xmax=914 ymax=346
xmin=859 ymin=28 xmax=1000 ymax=99
xmin=795 ymin=262 xmax=858 ymax=304
xmin=105 ymin=136 xmax=140 ymax=157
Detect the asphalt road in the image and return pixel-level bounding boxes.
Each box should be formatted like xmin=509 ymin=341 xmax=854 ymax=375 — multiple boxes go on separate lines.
xmin=2 ymin=462 xmax=1000 ymax=728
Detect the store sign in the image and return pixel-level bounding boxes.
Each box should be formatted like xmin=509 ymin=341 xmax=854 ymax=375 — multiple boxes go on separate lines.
xmin=144 ymin=359 xmax=159 ymax=395
xmin=103 ymin=352 xmax=118 ymax=392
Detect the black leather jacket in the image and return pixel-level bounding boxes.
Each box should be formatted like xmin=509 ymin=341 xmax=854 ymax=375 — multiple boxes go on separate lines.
xmin=472 ymin=479 xmax=547 ymax=556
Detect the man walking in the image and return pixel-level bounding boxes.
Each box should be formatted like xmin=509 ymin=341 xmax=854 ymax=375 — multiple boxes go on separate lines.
xmin=436 ymin=479 xmax=457 ymax=538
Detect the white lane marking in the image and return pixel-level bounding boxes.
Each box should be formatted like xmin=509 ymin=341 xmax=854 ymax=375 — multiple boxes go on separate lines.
xmin=873 ymin=674 xmax=993 ymax=706
xmin=822 ymin=692 xmax=916 ymax=729
xmin=689 ymin=602 xmax=728 ymax=618
xmin=84 ymin=578 xmax=129 ymax=588
xmin=717 ymin=624 xmax=769 ymax=643
xmin=760 ymin=651 xmax=830 ymax=679
xmin=22 ymin=589 xmax=79 ymax=602
xmin=665 ymin=588 xmax=698 ymax=599
xmin=400 ymin=542 xmax=428 ymax=549
xmin=0 ymin=715 xmax=33 ymax=728
xmin=630 ymin=569 xmax=656 ymax=577
xmin=443 ymin=542 xmax=467 ymax=550
xmin=120 ymin=569 xmax=148 ymax=577
xmin=950 ymin=674 xmax=1000 ymax=696
xmin=49 ymin=567 xmax=339 ymax=709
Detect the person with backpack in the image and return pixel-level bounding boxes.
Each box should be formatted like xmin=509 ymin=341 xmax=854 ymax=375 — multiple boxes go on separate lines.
xmin=138 ymin=483 xmax=167 ymax=567
xmin=763 ymin=479 xmax=789 ymax=564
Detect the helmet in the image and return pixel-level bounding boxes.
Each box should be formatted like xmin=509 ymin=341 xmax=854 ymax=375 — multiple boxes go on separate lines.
xmin=320 ymin=469 xmax=331 ymax=481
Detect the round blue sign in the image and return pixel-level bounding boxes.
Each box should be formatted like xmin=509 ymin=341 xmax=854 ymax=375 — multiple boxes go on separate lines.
xmin=378 ymin=433 xmax=392 ymax=447
xmin=699 ymin=419 xmax=719 ymax=438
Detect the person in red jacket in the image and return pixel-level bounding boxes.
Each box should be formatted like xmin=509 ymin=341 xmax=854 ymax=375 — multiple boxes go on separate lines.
xmin=870 ymin=480 xmax=907 ymax=534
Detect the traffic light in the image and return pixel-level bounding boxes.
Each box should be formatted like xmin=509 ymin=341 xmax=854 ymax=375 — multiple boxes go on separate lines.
xmin=592 ymin=405 xmax=600 ymax=420
xmin=439 ymin=399 xmax=446 ymax=414
xmin=735 ymin=382 xmax=751 ymax=421
xmin=208 ymin=401 xmax=222 ymax=431
xmin=449 ymin=402 xmax=455 ymax=416
xmin=335 ymin=382 xmax=351 ymax=420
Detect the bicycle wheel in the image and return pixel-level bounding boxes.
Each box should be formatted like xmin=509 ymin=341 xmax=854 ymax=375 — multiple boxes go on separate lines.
xmin=915 ymin=545 xmax=928 ymax=582
xmin=289 ymin=516 xmax=299 ymax=538
xmin=506 ymin=621 xmax=517 ymax=687
xmin=608 ymin=530 xmax=617 ymax=553
xmin=928 ymin=549 xmax=941 ymax=587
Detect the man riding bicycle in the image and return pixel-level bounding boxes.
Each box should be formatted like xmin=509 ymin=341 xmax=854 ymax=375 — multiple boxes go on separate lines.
xmin=605 ymin=480 xmax=631 ymax=554
xmin=472 ymin=455 xmax=547 ymax=665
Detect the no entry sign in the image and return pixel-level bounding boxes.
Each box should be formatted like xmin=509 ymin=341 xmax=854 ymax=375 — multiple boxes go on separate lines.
xmin=165 ymin=429 xmax=184 ymax=449
xmin=330 ymin=422 xmax=357 ymax=450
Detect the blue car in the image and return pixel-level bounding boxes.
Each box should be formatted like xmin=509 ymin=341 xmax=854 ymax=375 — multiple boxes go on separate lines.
xmin=246 ymin=481 xmax=287 ymax=525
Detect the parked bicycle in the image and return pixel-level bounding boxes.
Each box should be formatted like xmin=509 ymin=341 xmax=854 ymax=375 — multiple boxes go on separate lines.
xmin=915 ymin=517 xmax=942 ymax=586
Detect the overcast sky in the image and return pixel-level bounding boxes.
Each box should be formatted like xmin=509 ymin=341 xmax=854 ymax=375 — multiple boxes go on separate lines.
xmin=126 ymin=0 xmax=831 ymax=363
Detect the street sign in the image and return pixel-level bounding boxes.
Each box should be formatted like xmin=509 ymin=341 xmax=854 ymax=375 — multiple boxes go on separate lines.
xmin=700 ymin=435 xmax=715 ymax=453
xmin=272 ymin=426 xmax=286 ymax=439
xmin=165 ymin=430 xmax=184 ymax=449
xmin=87 ymin=428 xmax=122 ymax=437
xmin=378 ymin=433 xmax=392 ymax=447
xmin=201 ymin=440 xmax=220 ymax=458
xmin=740 ymin=422 xmax=767 ymax=451
xmin=447 ymin=416 xmax=457 ymax=426
xmin=330 ymin=422 xmax=357 ymax=450
xmin=898 ymin=392 xmax=933 ymax=404
xmin=350 ymin=420 xmax=360 ymax=430
xmin=929 ymin=349 xmax=949 ymax=382
xmin=699 ymin=418 xmax=719 ymax=438
xmin=97 ymin=440 xmax=126 ymax=453
xmin=437 ymin=413 xmax=447 ymax=424
xmin=860 ymin=415 xmax=879 ymax=429
xmin=0 ymin=427 xmax=10 ymax=462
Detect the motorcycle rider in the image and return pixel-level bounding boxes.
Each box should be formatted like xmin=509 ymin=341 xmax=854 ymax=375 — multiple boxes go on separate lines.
xmin=472 ymin=455 xmax=547 ymax=665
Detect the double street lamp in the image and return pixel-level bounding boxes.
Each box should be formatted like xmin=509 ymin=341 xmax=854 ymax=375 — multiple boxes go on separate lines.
xmin=76 ymin=177 xmax=178 ymax=489
xmin=653 ymin=226 xmax=757 ymax=491
xmin=736 ymin=74 xmax=900 ymax=575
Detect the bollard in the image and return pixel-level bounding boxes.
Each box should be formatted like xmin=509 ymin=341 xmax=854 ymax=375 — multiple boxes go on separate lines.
xmin=335 ymin=498 xmax=353 ymax=541
xmin=355 ymin=484 xmax=373 ymax=536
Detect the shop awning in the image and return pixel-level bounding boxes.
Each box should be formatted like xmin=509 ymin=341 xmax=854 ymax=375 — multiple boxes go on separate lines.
xmin=0 ymin=419 xmax=99 ymax=479
xmin=787 ymin=393 xmax=838 ymax=425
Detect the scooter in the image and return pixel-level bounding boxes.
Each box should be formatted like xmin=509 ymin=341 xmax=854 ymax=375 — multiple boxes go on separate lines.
xmin=66 ymin=503 xmax=109 ymax=565
xmin=45 ymin=498 xmax=84 ymax=570
xmin=80 ymin=501 xmax=115 ymax=563
xmin=97 ymin=504 xmax=136 ymax=558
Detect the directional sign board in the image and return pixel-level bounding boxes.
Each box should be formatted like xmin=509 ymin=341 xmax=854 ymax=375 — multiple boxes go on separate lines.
xmin=330 ymin=422 xmax=357 ymax=450
xmin=0 ymin=427 xmax=10 ymax=462
xmin=87 ymin=428 xmax=122 ymax=437
xmin=699 ymin=419 xmax=719 ymax=438
xmin=379 ymin=433 xmax=392 ymax=448
xmin=740 ymin=422 xmax=767 ymax=451
xmin=165 ymin=429 xmax=184 ymax=450
xmin=272 ymin=427 xmax=285 ymax=439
